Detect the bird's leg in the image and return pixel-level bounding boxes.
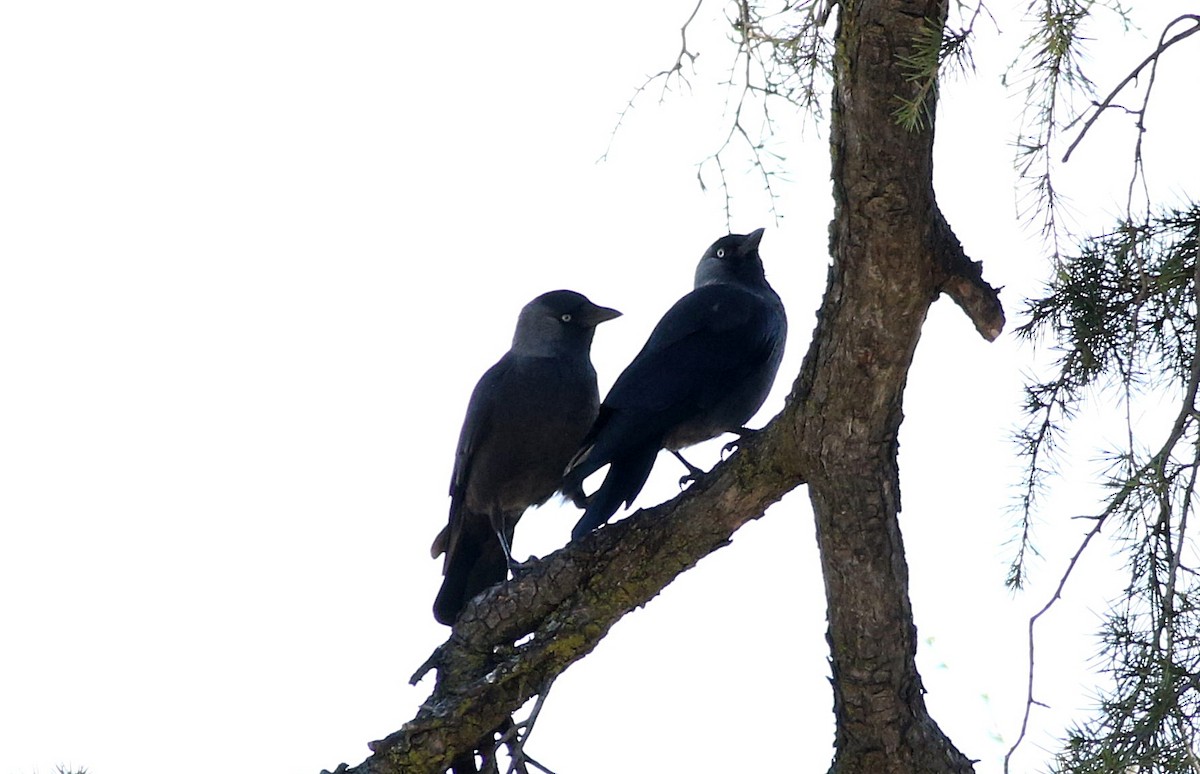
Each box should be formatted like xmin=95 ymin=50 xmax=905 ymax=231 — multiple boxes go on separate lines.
xmin=721 ymin=426 xmax=758 ymax=458
xmin=671 ymin=450 xmax=708 ymax=489
xmin=490 ymin=513 xmax=536 ymax=579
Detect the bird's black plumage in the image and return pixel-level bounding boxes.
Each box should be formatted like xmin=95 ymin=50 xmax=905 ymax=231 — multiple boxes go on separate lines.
xmin=431 ymin=289 xmax=620 ymax=625
xmin=564 ymin=228 xmax=786 ymax=539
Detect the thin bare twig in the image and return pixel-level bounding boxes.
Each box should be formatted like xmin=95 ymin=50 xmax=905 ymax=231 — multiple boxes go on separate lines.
xmin=696 ymin=0 xmax=788 ymax=227
xmin=598 ymin=0 xmax=706 ymax=162
xmin=501 ymin=689 xmax=555 ymax=774
xmin=1004 ymin=514 xmax=1106 ymax=774
xmin=1062 ymin=14 xmax=1200 ymax=163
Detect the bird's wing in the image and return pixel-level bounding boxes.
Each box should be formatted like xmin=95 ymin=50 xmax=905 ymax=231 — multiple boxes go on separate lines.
xmin=563 ymin=283 xmax=783 ymax=531
xmin=431 ymin=356 xmax=513 ymax=563
xmin=567 ymin=284 xmax=780 ymax=482
xmin=605 ymin=284 xmax=781 ymax=415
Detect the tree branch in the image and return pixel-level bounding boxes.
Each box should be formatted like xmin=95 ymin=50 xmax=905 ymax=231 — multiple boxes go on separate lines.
xmin=336 ymin=424 xmax=804 ymax=774
xmin=598 ymin=0 xmax=707 ymax=163
xmin=1062 ymin=15 xmax=1200 ymax=164
xmin=933 ymin=205 xmax=1006 ymax=341
xmin=1003 ymin=515 xmax=1106 ymax=774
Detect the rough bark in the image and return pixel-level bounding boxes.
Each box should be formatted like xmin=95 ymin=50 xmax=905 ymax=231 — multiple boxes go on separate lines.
xmin=325 ymin=0 xmax=1004 ymax=771
xmin=799 ymin=1 xmax=1000 ymax=771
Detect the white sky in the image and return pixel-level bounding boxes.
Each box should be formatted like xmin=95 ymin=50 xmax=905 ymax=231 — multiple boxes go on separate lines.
xmin=2 ymin=2 xmax=1197 ymax=773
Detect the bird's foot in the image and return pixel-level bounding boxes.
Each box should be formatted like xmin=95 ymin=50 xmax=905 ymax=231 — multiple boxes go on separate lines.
xmin=507 ymin=555 xmax=539 ymax=580
xmin=671 ymin=450 xmax=707 ymax=490
xmin=721 ymin=426 xmax=759 ymax=459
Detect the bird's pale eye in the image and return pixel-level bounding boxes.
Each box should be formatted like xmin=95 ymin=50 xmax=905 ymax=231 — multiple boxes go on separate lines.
xmin=560 ymin=313 xmax=573 ymax=323
xmin=716 ymin=248 xmax=726 ymax=258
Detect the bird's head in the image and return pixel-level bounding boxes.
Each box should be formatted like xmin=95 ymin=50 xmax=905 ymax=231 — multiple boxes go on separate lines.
xmin=511 ymin=289 xmax=621 ymax=356
xmin=694 ymin=227 xmax=767 ymax=288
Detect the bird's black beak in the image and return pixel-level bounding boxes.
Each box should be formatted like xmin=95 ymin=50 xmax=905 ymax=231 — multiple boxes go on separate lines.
xmin=743 ymin=227 xmax=766 ymax=253
xmin=583 ymin=303 xmax=622 ymax=326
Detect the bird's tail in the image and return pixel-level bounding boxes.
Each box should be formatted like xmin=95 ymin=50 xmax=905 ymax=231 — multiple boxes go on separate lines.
xmin=570 ymin=446 xmax=658 ymax=540
xmin=432 ymin=528 xmax=508 ymax=626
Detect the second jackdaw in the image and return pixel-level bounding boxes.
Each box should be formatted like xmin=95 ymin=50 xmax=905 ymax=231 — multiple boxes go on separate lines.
xmin=563 ymin=228 xmax=786 ymax=539
xmin=431 ymin=289 xmax=620 ymax=626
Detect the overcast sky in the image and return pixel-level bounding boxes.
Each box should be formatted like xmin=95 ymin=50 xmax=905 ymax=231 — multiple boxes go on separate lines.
xmin=2 ymin=3 xmax=1198 ymax=773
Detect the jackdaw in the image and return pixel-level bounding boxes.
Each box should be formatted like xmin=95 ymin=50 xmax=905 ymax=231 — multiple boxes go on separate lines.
xmin=563 ymin=228 xmax=786 ymax=539
xmin=431 ymin=289 xmax=621 ymax=626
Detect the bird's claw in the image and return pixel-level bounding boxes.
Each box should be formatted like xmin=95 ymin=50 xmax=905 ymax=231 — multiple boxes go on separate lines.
xmin=507 ymin=556 xmax=539 ymax=580
xmin=722 ymin=426 xmax=759 ymax=459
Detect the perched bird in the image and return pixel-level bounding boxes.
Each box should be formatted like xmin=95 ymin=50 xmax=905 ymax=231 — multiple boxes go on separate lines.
xmin=431 ymin=289 xmax=621 ymax=626
xmin=564 ymin=228 xmax=786 ymax=539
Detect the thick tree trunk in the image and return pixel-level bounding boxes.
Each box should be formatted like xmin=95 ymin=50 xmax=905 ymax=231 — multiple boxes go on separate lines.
xmin=327 ymin=0 xmax=1005 ymax=772
xmin=794 ymin=0 xmax=983 ymax=771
